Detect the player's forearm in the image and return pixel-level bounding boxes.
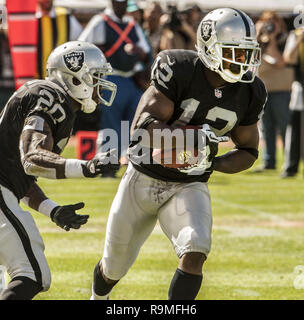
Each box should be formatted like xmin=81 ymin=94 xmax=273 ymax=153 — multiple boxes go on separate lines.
xmin=20 ymin=126 xmax=68 ymax=179
xmin=213 ymin=149 xmax=257 ymax=174
xmin=21 ymin=182 xmax=59 ymax=217
xmin=22 ymin=150 xmax=90 ymax=179
xmin=20 ymin=131 xmax=88 ymax=179
xmin=22 ymin=149 xmax=67 ymax=179
xmin=21 ymin=182 xmax=48 ymax=211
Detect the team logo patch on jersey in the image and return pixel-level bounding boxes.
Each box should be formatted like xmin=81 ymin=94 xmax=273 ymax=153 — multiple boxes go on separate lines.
xmin=201 ymin=20 xmax=214 ymax=41
xmin=64 ymin=51 xmax=84 ymax=72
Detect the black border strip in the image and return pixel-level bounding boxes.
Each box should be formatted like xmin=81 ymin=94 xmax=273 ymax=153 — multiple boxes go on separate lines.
xmin=0 ymin=187 xmax=42 ymax=285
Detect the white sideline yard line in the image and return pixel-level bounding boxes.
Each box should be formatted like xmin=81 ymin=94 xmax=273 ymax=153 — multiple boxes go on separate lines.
xmin=212 ymin=198 xmax=286 ymax=222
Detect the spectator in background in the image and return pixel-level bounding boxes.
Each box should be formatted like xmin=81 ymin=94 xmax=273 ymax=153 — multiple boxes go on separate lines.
xmin=159 ymin=5 xmax=196 ymax=51
xmin=181 ymin=4 xmax=202 ymax=33
xmin=0 ymin=30 xmax=14 ymax=113
xmin=36 ymin=0 xmax=83 ymax=79
xmin=126 ymin=0 xmax=153 ymax=92
xmin=280 ymin=26 xmax=304 ymax=178
xmin=36 ymin=0 xmax=89 ymax=135
xmin=126 ymin=0 xmax=144 ymax=25
xmin=254 ymin=11 xmax=294 ymax=172
xmin=143 ymin=1 xmax=163 ymax=58
xmin=79 ymin=0 xmax=151 ymax=177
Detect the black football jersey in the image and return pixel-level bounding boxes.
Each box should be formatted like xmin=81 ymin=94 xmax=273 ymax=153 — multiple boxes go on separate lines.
xmin=0 ymin=79 xmax=75 ymax=200
xmin=129 ymin=49 xmax=267 ymax=183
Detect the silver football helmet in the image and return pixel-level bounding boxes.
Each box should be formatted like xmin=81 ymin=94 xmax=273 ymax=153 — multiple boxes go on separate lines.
xmin=46 ymin=41 xmax=117 ymax=113
xmin=196 ymin=8 xmax=261 ymax=83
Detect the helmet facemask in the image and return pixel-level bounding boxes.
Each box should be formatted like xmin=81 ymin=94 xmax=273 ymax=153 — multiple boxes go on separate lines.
xmin=217 ymin=43 xmax=261 ymax=83
xmin=82 ymin=64 xmax=117 ymax=109
xmin=197 ymin=37 xmax=261 ymax=83
xmin=48 ymin=64 xmax=117 ymax=114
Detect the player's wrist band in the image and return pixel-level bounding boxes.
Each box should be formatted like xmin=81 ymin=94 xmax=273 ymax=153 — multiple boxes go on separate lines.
xmin=65 ymin=159 xmax=87 ymax=178
xmin=38 ymin=199 xmax=59 ymax=218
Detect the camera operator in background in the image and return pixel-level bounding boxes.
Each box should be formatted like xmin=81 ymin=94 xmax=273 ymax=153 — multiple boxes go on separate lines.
xmin=159 ymin=6 xmax=196 ymax=51
xmin=254 ymin=11 xmax=294 ymax=172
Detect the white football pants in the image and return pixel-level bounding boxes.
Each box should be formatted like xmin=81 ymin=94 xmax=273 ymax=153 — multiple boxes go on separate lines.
xmin=0 ymin=185 xmax=51 ymax=291
xmin=102 ymin=163 xmax=212 ymax=281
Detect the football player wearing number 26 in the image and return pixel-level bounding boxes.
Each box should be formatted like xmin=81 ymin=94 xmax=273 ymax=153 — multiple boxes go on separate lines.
xmin=91 ymin=8 xmax=267 ymax=300
xmin=0 ymin=41 xmax=119 ymax=300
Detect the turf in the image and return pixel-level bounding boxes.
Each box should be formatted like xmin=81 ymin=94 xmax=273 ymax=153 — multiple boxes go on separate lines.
xmin=15 ymin=144 xmax=304 ymax=300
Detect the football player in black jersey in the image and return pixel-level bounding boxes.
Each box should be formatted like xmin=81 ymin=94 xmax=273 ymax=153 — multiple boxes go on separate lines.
xmin=0 ymin=41 xmax=118 ymax=300
xmin=90 ymin=8 xmax=267 ymax=300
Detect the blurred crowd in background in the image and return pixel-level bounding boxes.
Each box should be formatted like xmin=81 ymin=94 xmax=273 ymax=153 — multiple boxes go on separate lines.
xmin=1 ymin=0 xmax=304 ymax=178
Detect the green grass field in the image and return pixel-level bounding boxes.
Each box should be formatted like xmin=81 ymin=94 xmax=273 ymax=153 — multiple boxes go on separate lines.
xmin=18 ymin=143 xmax=304 ymax=300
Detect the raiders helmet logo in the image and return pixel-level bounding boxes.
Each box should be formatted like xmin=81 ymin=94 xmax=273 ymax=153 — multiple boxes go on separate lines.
xmin=201 ymin=20 xmax=214 ymax=41
xmin=64 ymin=51 xmax=84 ymax=72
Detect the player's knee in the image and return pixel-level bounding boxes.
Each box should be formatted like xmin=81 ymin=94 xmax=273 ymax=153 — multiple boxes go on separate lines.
xmin=179 ymin=252 xmax=207 ymax=274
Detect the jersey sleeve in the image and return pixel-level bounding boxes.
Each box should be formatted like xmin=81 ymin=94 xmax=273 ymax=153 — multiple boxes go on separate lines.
xmin=150 ymin=50 xmax=186 ymax=104
xmin=239 ymin=76 xmax=268 ymax=126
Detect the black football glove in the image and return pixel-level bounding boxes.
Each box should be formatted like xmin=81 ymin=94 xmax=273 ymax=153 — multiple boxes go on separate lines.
xmin=81 ymin=149 xmax=120 ymax=178
xmin=50 ymin=202 xmax=89 ymax=231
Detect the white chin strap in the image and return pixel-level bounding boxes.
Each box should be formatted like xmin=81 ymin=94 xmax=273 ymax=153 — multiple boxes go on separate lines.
xmin=217 ymin=69 xmax=239 ymax=83
xmin=80 ymin=98 xmax=97 ymax=113
xmin=65 ymin=89 xmax=97 ymax=114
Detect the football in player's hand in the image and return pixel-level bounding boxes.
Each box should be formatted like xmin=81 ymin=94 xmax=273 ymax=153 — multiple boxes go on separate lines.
xmin=152 ymin=125 xmax=201 ymax=169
